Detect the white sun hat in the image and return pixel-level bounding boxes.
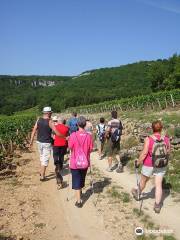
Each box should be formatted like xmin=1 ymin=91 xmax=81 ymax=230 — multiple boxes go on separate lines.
xmin=43 ymin=106 xmax=52 ymax=113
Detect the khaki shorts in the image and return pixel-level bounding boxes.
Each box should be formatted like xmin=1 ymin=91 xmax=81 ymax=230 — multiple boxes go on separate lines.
xmin=141 ymin=165 xmax=167 ymax=177
xmin=105 ymin=139 xmax=120 ymax=157
xmin=37 ymin=142 xmax=52 ymax=167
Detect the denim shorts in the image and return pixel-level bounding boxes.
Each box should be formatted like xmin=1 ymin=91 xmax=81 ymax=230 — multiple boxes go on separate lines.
xmin=141 ymin=165 xmax=167 ymax=177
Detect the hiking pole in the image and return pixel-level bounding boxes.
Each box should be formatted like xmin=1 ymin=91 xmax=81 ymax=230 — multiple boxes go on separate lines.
xmin=135 ymin=160 xmax=143 ymax=215
xmin=134 ymin=160 xmax=140 ymax=201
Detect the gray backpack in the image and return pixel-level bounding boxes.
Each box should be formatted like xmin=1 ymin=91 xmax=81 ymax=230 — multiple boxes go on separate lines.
xmin=151 ymin=135 xmax=169 ymax=168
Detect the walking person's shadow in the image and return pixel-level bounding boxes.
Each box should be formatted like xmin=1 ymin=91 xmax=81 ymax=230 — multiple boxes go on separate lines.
xmin=140 ymin=179 xmax=171 ymax=208
xmin=82 ymin=177 xmax=112 ymax=206
xmin=45 ymin=163 xmax=70 ymax=185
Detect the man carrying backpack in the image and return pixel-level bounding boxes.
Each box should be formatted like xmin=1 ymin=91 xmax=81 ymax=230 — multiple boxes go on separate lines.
xmin=131 ymin=120 xmax=170 ymax=213
xmin=68 ymin=112 xmax=78 ymax=135
xmin=106 ymin=111 xmax=123 ymax=172
xmin=96 ymin=117 xmax=107 ymax=160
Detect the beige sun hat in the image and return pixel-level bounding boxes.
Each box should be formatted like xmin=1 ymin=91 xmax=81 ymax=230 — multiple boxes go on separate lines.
xmin=52 ymin=116 xmax=58 ymax=121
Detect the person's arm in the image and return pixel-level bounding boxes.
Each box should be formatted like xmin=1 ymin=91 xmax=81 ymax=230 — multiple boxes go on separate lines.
xmin=49 ymin=120 xmax=66 ymax=138
xmin=68 ymin=134 xmax=74 ymax=149
xmin=166 ymin=137 xmax=171 ymax=157
xmin=95 ymin=125 xmax=98 ymax=134
xmin=137 ymin=137 xmax=149 ymax=165
xmin=105 ymin=123 xmax=111 ymax=138
xmin=29 ymin=121 xmax=38 ymax=147
xmin=89 ymin=135 xmax=94 ymax=152
xmin=119 ymin=121 xmax=123 ymax=135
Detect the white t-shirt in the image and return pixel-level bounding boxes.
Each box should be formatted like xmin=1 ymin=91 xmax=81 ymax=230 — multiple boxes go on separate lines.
xmin=96 ymin=123 xmax=107 ymax=136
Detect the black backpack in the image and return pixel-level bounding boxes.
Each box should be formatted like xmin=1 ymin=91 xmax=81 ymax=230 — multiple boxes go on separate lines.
xmin=110 ymin=121 xmax=123 ymax=143
xmin=111 ymin=128 xmax=121 ymax=143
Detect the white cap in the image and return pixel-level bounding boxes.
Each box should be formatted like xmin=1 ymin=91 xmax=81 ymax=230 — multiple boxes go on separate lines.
xmin=43 ymin=106 xmax=52 ymax=113
xmin=52 ymin=116 xmax=58 ymax=121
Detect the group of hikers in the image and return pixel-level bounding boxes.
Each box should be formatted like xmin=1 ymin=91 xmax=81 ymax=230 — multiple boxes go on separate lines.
xmin=29 ymin=106 xmax=170 ymax=212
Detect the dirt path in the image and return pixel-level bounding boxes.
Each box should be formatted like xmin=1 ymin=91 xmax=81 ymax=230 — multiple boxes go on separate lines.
xmin=91 ymin=151 xmax=180 ymax=239
xmin=28 ymin=145 xmax=113 ymax=240
xmin=1 ymin=144 xmax=179 ymax=240
xmin=1 ymin=145 xmax=113 ymax=240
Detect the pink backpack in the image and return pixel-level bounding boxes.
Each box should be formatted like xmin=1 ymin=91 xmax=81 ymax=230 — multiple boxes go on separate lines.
xmin=74 ymin=133 xmax=89 ymax=169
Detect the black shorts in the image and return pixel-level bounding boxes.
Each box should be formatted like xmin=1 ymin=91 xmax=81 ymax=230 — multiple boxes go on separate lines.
xmin=71 ymin=169 xmax=88 ymax=190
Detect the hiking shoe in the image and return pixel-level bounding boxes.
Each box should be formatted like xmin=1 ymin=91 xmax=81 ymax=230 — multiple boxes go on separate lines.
xmin=56 ymin=175 xmax=63 ymax=184
xmin=131 ymin=188 xmax=140 ymax=201
xmin=106 ymin=166 xmax=113 ymax=172
xmin=75 ymin=201 xmax=83 ymax=208
xmin=40 ymin=177 xmax=47 ymax=182
xmin=154 ymin=202 xmax=161 ymax=214
xmin=116 ymin=167 xmax=123 ymax=173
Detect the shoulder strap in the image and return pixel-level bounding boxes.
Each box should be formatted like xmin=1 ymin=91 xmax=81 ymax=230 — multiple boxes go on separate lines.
xmin=150 ymin=135 xmax=158 ymax=142
xmin=160 ymin=135 xmax=165 ymax=141
xmin=75 ymin=132 xmax=87 ymax=148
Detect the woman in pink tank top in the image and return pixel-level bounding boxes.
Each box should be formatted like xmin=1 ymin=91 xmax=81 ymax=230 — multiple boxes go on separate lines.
xmin=131 ymin=120 xmax=170 ymax=213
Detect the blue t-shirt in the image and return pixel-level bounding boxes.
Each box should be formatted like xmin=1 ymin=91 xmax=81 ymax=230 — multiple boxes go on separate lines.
xmin=68 ymin=117 xmax=78 ymax=134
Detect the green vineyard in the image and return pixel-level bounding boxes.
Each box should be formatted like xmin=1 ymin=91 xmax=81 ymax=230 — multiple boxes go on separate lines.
xmin=66 ymin=89 xmax=180 ymax=114
xmin=0 ymin=114 xmax=36 ymax=168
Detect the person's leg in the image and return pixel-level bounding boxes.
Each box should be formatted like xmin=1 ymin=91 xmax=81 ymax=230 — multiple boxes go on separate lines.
xmin=53 ymin=146 xmax=59 ymax=166
xmin=76 ymin=169 xmax=88 ymax=204
xmin=75 ymin=189 xmax=81 ymax=203
xmin=71 ymin=169 xmax=83 ymax=207
xmin=106 ymin=139 xmax=113 ymax=170
xmin=98 ymin=144 xmax=102 ymax=158
xmin=154 ymin=175 xmax=164 ymax=205
xmin=132 ymin=174 xmax=149 ymax=200
xmin=59 ymin=146 xmax=66 ymax=170
xmin=53 ymin=146 xmax=61 ymax=182
xmin=97 ymin=139 xmax=101 ymax=158
xmin=40 ymin=165 xmax=47 ymax=179
xmin=101 ymin=142 xmax=104 ymax=155
xmin=108 ymin=141 xmax=117 ymax=168
xmin=56 ymin=146 xmax=66 ymax=185
xmin=40 ymin=143 xmax=51 ymax=180
xmin=108 ymin=156 xmax=113 ymax=167
xmin=139 ymin=174 xmax=149 ymax=192
xmin=80 ymin=169 xmax=88 ymax=189
xmin=116 ymin=142 xmax=123 ymax=172
xmin=37 ymin=143 xmax=43 ymax=175
xmin=39 ymin=143 xmax=46 ymax=178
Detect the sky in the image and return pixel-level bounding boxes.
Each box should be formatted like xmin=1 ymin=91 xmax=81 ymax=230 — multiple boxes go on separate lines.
xmin=0 ymin=0 xmax=180 ymax=76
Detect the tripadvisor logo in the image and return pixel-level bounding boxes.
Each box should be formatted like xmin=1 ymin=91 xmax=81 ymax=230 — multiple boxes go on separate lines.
xmin=135 ymin=227 xmax=144 ymax=236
